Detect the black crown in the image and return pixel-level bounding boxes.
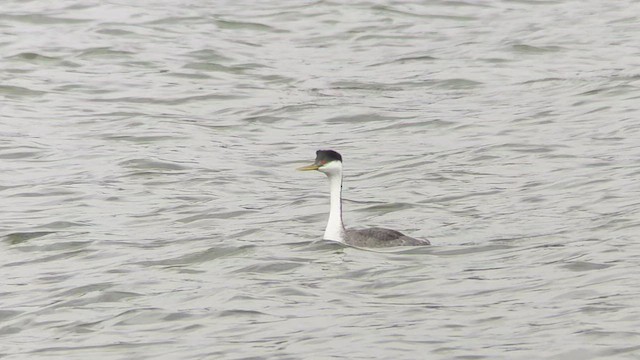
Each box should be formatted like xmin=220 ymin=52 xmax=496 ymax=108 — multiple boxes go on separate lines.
xmin=316 ymin=150 xmax=342 ymax=163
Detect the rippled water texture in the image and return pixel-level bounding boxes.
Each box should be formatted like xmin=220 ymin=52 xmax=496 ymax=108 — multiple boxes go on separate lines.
xmin=2 ymin=0 xmax=640 ymax=359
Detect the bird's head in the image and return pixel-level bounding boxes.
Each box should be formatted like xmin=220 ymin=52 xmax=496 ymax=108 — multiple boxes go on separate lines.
xmin=297 ymin=150 xmax=343 ymax=176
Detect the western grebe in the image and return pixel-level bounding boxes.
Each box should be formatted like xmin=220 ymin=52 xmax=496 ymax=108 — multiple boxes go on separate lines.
xmin=298 ymin=150 xmax=430 ymax=247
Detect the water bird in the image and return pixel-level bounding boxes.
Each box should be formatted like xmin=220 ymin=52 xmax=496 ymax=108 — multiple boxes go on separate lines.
xmin=298 ymin=150 xmax=430 ymax=247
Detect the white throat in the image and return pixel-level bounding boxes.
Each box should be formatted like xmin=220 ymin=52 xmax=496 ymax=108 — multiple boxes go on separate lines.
xmin=320 ymin=162 xmax=345 ymax=242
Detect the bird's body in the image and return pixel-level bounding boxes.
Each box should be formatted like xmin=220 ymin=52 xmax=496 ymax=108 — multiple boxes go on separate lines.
xmin=345 ymin=228 xmax=429 ymax=248
xmin=298 ymin=150 xmax=430 ymax=247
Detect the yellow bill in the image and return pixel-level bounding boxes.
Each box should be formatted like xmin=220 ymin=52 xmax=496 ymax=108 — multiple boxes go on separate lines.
xmin=297 ymin=163 xmax=320 ymax=171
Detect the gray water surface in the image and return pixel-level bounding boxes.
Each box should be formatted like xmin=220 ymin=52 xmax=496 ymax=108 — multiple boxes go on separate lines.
xmin=2 ymin=0 xmax=640 ymax=359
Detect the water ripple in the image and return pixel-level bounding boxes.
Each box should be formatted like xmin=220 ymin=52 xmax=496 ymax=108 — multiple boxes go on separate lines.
xmin=2 ymin=0 xmax=639 ymax=359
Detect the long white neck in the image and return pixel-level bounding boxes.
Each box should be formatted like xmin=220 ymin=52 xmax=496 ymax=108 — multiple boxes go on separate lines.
xmin=323 ymin=165 xmax=345 ymax=242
